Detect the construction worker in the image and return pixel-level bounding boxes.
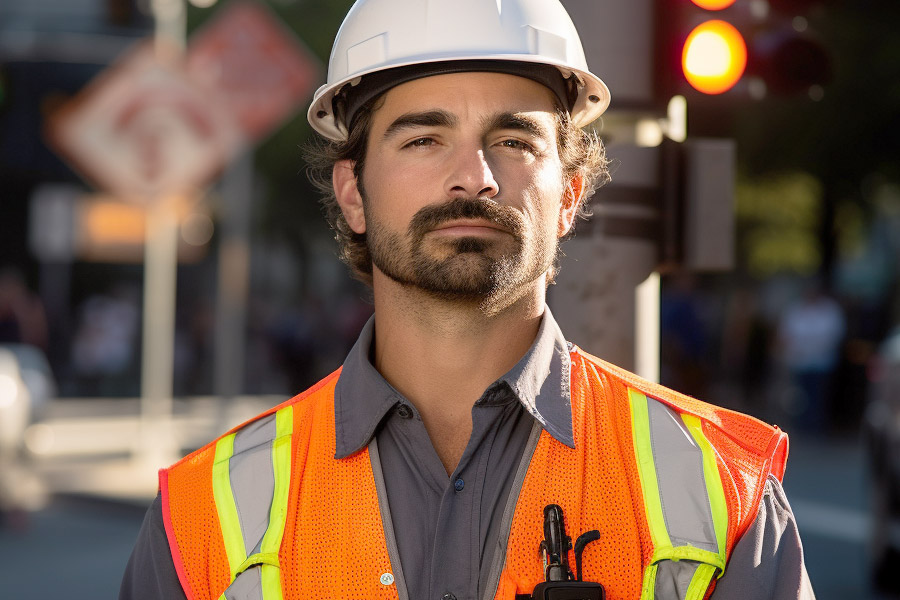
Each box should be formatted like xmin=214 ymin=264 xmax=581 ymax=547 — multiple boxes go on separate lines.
xmin=120 ymin=0 xmax=814 ymax=598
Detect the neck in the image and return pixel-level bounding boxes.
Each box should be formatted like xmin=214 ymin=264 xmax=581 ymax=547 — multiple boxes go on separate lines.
xmin=370 ymin=271 xmax=545 ymax=473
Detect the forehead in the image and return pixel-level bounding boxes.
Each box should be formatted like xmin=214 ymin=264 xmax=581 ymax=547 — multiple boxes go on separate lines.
xmin=370 ymin=71 xmax=560 ymax=131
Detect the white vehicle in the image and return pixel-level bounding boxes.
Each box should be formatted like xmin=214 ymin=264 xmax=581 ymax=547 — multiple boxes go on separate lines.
xmin=864 ymin=327 xmax=900 ymax=592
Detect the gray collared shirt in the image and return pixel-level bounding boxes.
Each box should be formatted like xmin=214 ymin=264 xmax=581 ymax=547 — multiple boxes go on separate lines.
xmin=119 ymin=308 xmax=814 ymax=600
xmin=333 ymin=309 xmax=573 ymax=600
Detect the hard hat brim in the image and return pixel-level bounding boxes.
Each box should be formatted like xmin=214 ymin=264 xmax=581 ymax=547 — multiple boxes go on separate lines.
xmin=307 ymin=55 xmax=610 ymax=141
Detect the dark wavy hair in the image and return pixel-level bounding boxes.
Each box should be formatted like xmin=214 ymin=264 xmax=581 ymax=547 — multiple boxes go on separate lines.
xmin=305 ymin=95 xmax=610 ymax=286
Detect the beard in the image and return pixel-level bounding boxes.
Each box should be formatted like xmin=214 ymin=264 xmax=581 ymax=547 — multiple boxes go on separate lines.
xmin=364 ymin=196 xmax=558 ymax=311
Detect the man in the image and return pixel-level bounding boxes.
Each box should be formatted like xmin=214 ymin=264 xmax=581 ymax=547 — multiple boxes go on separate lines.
xmin=121 ymin=0 xmax=814 ymax=598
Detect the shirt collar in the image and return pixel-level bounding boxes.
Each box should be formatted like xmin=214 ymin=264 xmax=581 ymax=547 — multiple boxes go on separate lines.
xmin=333 ymin=307 xmax=574 ymax=459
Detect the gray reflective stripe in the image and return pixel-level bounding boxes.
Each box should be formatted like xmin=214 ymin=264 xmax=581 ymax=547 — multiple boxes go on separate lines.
xmin=482 ymin=420 xmax=542 ymax=600
xmin=654 ymin=560 xmax=702 ymax=599
xmin=630 ymin=390 xmax=728 ymax=600
xmin=230 ymin=414 xmax=277 ymax=556
xmin=370 ymin=438 xmax=410 ymax=600
xmin=224 ymin=567 xmax=263 ymax=600
xmin=215 ymin=409 xmax=292 ymax=600
xmin=646 ymin=399 xmax=717 ymax=553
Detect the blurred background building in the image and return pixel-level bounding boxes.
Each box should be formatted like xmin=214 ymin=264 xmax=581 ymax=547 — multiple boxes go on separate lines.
xmin=1 ymin=0 xmax=899 ymax=598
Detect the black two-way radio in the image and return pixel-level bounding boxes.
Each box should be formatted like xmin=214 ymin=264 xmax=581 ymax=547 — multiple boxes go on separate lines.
xmin=517 ymin=504 xmax=605 ymax=600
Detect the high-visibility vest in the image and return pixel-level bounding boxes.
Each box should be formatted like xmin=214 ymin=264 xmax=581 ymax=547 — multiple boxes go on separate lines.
xmin=160 ymin=348 xmax=788 ymax=600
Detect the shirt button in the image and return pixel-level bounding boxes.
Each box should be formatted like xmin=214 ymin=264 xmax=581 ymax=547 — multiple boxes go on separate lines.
xmin=453 ymin=478 xmax=465 ymax=492
xmin=442 ymin=594 xmax=457 ymax=600
xmin=396 ymin=404 xmax=413 ymax=419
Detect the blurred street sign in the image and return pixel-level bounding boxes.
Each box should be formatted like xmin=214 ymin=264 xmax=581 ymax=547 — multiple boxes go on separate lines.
xmin=29 ymin=184 xmax=211 ymax=264
xmin=186 ymin=0 xmax=321 ymax=143
xmin=47 ymin=43 xmax=241 ymax=202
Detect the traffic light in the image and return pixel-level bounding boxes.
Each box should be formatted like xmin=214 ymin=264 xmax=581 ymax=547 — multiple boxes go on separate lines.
xmin=657 ymin=0 xmax=750 ymax=99
xmin=657 ymin=0 xmax=831 ymax=101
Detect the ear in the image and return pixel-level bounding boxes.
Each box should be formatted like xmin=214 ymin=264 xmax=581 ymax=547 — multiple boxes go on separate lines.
xmin=333 ymin=159 xmax=366 ymax=234
xmin=558 ymin=174 xmax=584 ymax=237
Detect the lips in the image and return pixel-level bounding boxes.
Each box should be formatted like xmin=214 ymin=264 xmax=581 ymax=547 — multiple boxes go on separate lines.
xmin=408 ymin=198 xmax=524 ymax=242
xmin=431 ymin=219 xmax=510 ymax=234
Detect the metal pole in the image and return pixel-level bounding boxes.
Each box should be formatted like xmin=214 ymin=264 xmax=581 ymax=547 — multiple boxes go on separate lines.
xmin=635 ymin=272 xmax=660 ymax=382
xmin=213 ymin=152 xmax=253 ymax=433
xmin=137 ymin=0 xmax=186 ymax=464
xmin=139 ymin=197 xmax=180 ymax=462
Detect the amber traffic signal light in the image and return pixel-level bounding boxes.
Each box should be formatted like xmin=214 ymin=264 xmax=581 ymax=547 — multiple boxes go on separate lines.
xmin=682 ymin=19 xmax=747 ymax=95
xmin=690 ymin=0 xmax=736 ymax=9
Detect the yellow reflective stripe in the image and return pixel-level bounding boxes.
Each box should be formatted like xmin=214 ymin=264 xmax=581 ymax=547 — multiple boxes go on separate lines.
xmin=681 ymin=413 xmax=729 ymax=574
xmin=261 ymin=406 xmax=293 ymax=555
xmin=259 ymin=406 xmax=292 ymax=600
xmin=212 ymin=433 xmax=245 ymax=579
xmin=261 ymin=564 xmax=283 ymax=600
xmin=651 ymin=546 xmax=725 ymax=570
xmin=237 ymin=552 xmax=281 ymax=574
xmin=685 ymin=563 xmax=718 ymax=600
xmin=628 ymin=388 xmax=671 ymax=550
xmin=639 ymin=563 xmax=658 ymax=600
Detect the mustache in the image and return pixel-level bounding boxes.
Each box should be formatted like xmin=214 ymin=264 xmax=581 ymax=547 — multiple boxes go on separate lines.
xmin=408 ymin=198 xmax=524 ymax=239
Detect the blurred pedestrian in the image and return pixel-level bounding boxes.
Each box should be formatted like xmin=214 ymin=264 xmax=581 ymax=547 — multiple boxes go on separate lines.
xmin=121 ymin=1 xmax=814 ymax=598
xmin=776 ymin=280 xmax=846 ymax=432
xmin=70 ymin=283 xmax=140 ymax=396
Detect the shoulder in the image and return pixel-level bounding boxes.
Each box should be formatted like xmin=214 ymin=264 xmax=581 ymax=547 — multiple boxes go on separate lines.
xmin=712 ymin=476 xmax=816 ymax=599
xmin=571 ymin=345 xmax=789 ymax=481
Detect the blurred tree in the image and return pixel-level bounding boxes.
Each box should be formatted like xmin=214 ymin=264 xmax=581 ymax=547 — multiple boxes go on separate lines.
xmin=732 ymin=0 xmax=900 ymax=282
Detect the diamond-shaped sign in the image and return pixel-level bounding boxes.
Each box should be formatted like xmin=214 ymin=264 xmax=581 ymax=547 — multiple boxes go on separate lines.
xmin=48 ymin=43 xmax=242 ymax=202
xmin=186 ymin=0 xmax=321 ymax=142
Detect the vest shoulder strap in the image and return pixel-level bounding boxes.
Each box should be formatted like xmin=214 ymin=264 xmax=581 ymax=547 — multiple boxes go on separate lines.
xmin=160 ymin=368 xmax=342 ymax=600
xmin=570 ymin=348 xmax=789 ymax=599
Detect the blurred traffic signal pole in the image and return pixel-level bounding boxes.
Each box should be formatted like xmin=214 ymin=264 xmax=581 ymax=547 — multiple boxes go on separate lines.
xmin=552 ymin=0 xmax=746 ymax=380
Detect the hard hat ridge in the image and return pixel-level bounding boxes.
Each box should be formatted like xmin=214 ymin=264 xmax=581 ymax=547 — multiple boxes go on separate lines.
xmin=308 ymin=0 xmax=611 ymax=141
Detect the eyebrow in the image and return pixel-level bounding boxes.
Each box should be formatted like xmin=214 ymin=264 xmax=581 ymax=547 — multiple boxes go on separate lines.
xmin=383 ymin=110 xmax=458 ymax=140
xmin=483 ymin=112 xmax=552 ymax=140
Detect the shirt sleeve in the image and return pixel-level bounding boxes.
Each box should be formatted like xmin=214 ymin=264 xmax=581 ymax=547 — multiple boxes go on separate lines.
xmin=119 ymin=493 xmax=188 ymax=600
xmin=711 ymin=475 xmax=816 ymax=599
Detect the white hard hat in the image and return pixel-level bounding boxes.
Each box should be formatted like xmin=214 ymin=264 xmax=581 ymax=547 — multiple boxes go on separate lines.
xmin=308 ymin=0 xmax=611 ymax=141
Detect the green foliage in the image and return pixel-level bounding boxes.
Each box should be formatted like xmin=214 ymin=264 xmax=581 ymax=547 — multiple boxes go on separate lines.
xmin=735 ymin=172 xmax=822 ymax=277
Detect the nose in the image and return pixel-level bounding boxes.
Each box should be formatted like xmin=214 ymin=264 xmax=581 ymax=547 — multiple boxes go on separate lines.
xmin=444 ymin=145 xmax=499 ymax=199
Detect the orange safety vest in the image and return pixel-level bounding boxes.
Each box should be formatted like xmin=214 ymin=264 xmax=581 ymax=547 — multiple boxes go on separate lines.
xmin=161 ymin=347 xmax=787 ymax=600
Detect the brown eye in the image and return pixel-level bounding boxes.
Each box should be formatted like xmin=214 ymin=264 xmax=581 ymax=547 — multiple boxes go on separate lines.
xmin=499 ymin=139 xmax=535 ymax=153
xmin=404 ymin=137 xmax=435 ymax=148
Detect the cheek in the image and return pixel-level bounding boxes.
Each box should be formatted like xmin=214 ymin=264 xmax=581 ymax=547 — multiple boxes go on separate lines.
xmin=521 ymin=168 xmax=567 ymax=231
xmin=361 ymin=161 xmax=434 ymax=228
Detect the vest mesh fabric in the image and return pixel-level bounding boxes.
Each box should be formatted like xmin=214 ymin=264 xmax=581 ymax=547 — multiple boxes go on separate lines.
xmin=495 ymin=351 xmax=647 ymax=599
xmin=280 ymin=371 xmax=398 ymax=599
xmin=162 ymin=350 xmax=787 ymax=600
xmin=164 ymin=433 xmax=235 ymax=599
